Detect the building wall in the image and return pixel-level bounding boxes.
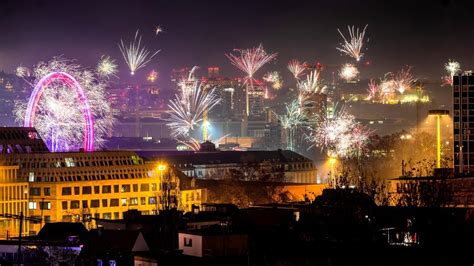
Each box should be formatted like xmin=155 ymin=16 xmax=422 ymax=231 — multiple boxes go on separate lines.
xmin=179 ymin=233 xmax=203 ymax=257
xmin=281 ymin=184 xmax=328 ymax=201
xmin=0 ymin=166 xmax=28 ymax=239
xmin=202 ymin=234 xmax=248 ymax=257
xmin=181 ymin=189 xmax=207 ymax=213
xmin=0 ymin=151 xmax=180 ymax=235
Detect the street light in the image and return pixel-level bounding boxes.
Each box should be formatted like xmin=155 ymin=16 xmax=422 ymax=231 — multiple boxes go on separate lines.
xmin=328 ymin=156 xmax=337 ymax=187
xmin=428 ymin=110 xmax=450 ymax=168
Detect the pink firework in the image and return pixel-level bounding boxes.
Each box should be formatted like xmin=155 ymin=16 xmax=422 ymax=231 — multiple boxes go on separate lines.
xmin=225 ymin=44 xmax=277 ymax=81
xmin=394 ymin=66 xmax=415 ymax=94
xmin=287 ymin=59 xmax=306 ymax=80
xmin=367 ymin=79 xmax=379 ymax=100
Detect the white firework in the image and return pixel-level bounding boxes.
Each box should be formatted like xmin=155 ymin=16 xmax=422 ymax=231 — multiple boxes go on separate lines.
xmin=308 ymin=108 xmax=371 ymax=158
xmin=338 ymin=63 xmax=359 ymax=82
xmin=13 ymin=57 xmax=114 ymax=152
xmin=445 ymin=60 xmax=460 ymax=77
xmin=167 ymin=80 xmax=220 ymax=138
xmin=154 ymin=25 xmax=164 ymax=36
xmin=118 ymin=30 xmax=160 ymax=75
xmin=336 ymin=24 xmax=368 ymax=61
xmin=97 ymin=55 xmax=118 ymax=78
xmin=16 ymin=66 xmax=31 ymax=78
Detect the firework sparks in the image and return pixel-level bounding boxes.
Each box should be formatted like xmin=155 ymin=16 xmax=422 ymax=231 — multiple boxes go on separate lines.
xmin=280 ymin=100 xmax=306 ymax=150
xmin=97 ymin=56 xmax=118 ymax=78
xmin=16 ymin=66 xmax=31 ymax=78
xmin=338 ymin=63 xmax=359 ymax=82
xmin=118 ymin=30 xmax=160 ymax=75
xmin=367 ymin=79 xmax=379 ymax=100
xmin=288 ymin=59 xmax=306 ymax=80
xmin=337 ymin=24 xmax=368 ymax=61
xmin=167 ymin=80 xmax=220 ymax=138
xmin=226 ymin=44 xmax=276 ymax=116
xmin=445 ymin=60 xmax=460 ymax=77
xmin=226 ymin=44 xmax=277 ymax=81
xmin=14 ymin=57 xmax=114 ymax=152
xmin=147 ymin=70 xmax=158 ymax=82
xmin=154 ymin=25 xmax=164 ymax=36
xmin=308 ymin=108 xmax=371 ymax=158
xmin=393 ymin=66 xmax=415 ymax=94
xmin=263 ymin=71 xmax=283 ymax=90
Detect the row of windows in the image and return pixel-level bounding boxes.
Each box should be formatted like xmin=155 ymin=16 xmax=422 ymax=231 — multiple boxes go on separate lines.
xmin=60 ymin=197 xmax=157 ymax=209
xmin=28 ymin=171 xmax=151 ymax=183
xmin=61 ymin=183 xmax=156 ymax=196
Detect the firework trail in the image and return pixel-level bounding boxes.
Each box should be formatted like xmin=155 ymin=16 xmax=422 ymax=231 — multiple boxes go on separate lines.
xmin=226 ymin=44 xmax=277 ymax=116
xmin=14 ymin=57 xmax=114 ymax=152
xmin=288 ymin=59 xmax=306 ymax=80
xmin=337 ymin=24 xmax=368 ymax=62
xmin=97 ymin=55 xmax=118 ymax=78
xmin=167 ymin=80 xmax=220 ymax=138
xmin=118 ymin=30 xmax=160 ymax=75
xmin=296 ymin=70 xmax=327 ymax=107
xmin=338 ymin=63 xmax=359 ymax=82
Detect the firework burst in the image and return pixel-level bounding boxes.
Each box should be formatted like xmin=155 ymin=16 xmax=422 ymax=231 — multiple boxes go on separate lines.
xmin=118 ymin=30 xmax=160 ymax=75
xmin=367 ymin=79 xmax=379 ymax=100
xmin=167 ymin=80 xmax=220 ymax=138
xmin=338 ymin=63 xmax=359 ymax=82
xmin=14 ymin=57 xmax=114 ymax=152
xmin=288 ymin=59 xmax=306 ymax=80
xmin=445 ymin=60 xmax=460 ymax=77
xmin=147 ymin=70 xmax=158 ymax=82
xmin=337 ymin=24 xmax=368 ymax=61
xmin=308 ymin=108 xmax=371 ymax=158
xmin=393 ymin=66 xmax=415 ymax=94
xmin=97 ymin=55 xmax=118 ymax=78
xmin=226 ymin=44 xmax=277 ymax=81
xmin=15 ymin=66 xmax=31 ymax=78
xmin=154 ymin=25 xmax=164 ymax=36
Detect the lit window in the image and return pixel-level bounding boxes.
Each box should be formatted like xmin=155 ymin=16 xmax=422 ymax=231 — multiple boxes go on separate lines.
xmin=184 ymin=237 xmax=192 ymax=247
xmin=130 ymin=198 xmax=138 ymax=206
xmin=28 ymin=202 xmax=37 ymax=210
xmin=65 ymin=158 xmax=75 ymax=167
xmin=28 ymin=172 xmax=35 ymax=182
xmin=121 ymin=198 xmax=128 ymax=206
xmin=148 ymin=197 xmax=157 ymax=205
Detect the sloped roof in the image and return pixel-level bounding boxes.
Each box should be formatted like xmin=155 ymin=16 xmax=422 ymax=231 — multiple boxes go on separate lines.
xmin=37 ymin=222 xmax=88 ymax=242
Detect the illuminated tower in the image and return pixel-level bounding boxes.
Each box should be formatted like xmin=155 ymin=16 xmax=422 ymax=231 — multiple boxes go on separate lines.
xmin=453 ymin=74 xmax=474 ymax=174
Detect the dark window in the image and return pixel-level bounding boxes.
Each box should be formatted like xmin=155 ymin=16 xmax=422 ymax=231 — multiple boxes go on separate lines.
xmin=90 ymin=200 xmax=100 ymax=208
xmin=82 ymin=186 xmax=92 ymax=194
xmin=44 ymin=216 xmax=51 ymax=223
xmin=70 ymin=201 xmax=80 ymax=209
xmin=94 ymin=186 xmax=100 ymax=194
xmin=43 ymin=188 xmax=51 ymax=196
xmin=102 ymin=199 xmax=108 ymax=207
xmin=74 ymin=187 xmax=80 ymax=195
xmin=82 ymin=200 xmax=88 ymax=208
xmin=133 ymin=184 xmax=138 ymax=192
xmin=30 ymin=188 xmax=41 ymax=196
xmin=140 ymin=197 xmax=146 ymax=205
xmin=184 ymin=237 xmax=192 ymax=247
xmin=121 ymin=185 xmax=130 ymax=193
xmin=140 ymin=184 xmax=149 ymax=191
xmin=102 ymin=185 xmax=111 ymax=193
xmin=113 ymin=185 xmax=119 ymax=193
xmin=62 ymin=187 xmax=72 ymax=196
xmin=62 ymin=201 xmax=68 ymax=209
xmin=110 ymin=199 xmax=119 ymax=207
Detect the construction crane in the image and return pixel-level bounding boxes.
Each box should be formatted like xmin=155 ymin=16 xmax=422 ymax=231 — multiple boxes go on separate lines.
xmin=0 ymin=212 xmax=41 ymax=265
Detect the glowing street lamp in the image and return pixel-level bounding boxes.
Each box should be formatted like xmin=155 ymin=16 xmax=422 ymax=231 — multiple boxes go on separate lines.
xmin=428 ymin=110 xmax=450 ymax=168
xmin=328 ymin=156 xmax=337 ymax=187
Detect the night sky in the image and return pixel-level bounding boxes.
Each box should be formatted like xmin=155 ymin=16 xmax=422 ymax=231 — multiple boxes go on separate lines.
xmin=1 ymin=0 xmax=474 ymax=88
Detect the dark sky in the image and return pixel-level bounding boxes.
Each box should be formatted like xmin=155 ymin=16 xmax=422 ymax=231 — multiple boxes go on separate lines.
xmin=1 ymin=0 xmax=474 ymax=85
